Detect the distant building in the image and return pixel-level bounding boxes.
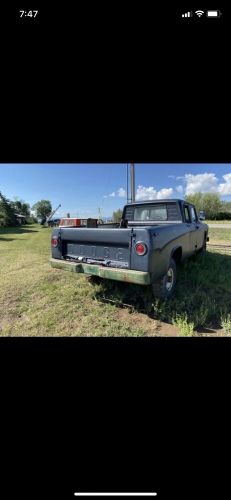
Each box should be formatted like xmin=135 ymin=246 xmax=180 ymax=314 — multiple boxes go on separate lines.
xmin=15 ymin=214 xmax=26 ymax=225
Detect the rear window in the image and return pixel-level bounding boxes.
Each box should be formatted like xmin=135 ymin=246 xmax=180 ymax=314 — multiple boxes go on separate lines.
xmin=133 ymin=205 xmax=167 ymax=221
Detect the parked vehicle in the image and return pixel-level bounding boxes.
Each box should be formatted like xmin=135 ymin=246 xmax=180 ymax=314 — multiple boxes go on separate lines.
xmin=59 ymin=217 xmax=98 ymax=228
xmin=50 ymin=199 xmax=209 ymax=298
xmin=47 ymin=218 xmax=61 ymax=227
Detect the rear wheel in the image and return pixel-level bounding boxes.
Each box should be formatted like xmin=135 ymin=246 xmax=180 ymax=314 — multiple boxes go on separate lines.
xmin=152 ymin=258 xmax=177 ymax=299
xmin=198 ymin=234 xmax=207 ymax=255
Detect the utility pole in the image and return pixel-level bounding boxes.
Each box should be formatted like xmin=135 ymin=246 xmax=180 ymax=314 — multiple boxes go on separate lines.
xmin=98 ymin=207 xmax=103 ymax=220
xmin=130 ymin=163 xmax=135 ymax=202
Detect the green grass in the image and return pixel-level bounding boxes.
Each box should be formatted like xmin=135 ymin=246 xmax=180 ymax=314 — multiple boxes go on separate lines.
xmin=207 ymin=227 xmax=231 ymax=242
xmin=206 ymin=220 xmax=231 ymax=224
xmin=0 ymin=224 xmax=230 ymax=336
xmin=208 ymin=225 xmax=231 ymax=241
xmin=220 ymin=314 xmax=231 ymax=335
xmin=173 ymin=314 xmax=195 ymax=337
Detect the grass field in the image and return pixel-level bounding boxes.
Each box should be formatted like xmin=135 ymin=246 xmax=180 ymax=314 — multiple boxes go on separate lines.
xmin=0 ymin=224 xmax=231 ymax=336
xmin=206 ymin=220 xmax=231 ymax=224
xmin=207 ymin=227 xmax=231 ymax=244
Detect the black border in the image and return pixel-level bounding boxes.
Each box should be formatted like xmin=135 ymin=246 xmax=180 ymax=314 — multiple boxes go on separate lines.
xmin=0 ymin=337 xmax=230 ymax=499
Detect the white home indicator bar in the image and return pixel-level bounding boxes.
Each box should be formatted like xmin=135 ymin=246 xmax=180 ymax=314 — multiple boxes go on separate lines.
xmin=74 ymin=494 xmax=157 ymax=497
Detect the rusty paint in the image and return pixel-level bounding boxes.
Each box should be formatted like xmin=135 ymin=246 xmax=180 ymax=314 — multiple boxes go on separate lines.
xmin=50 ymin=258 xmax=150 ymax=285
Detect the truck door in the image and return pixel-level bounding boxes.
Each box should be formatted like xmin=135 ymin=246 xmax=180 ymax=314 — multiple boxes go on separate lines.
xmin=183 ymin=204 xmax=197 ymax=254
xmin=190 ymin=205 xmax=204 ymax=249
xmin=189 ymin=205 xmax=199 ymax=250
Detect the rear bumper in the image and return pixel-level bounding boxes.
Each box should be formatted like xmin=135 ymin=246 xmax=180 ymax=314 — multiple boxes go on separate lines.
xmin=50 ymin=258 xmax=150 ymax=285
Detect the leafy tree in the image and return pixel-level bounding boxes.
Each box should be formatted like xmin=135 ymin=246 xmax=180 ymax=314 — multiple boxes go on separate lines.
xmin=221 ymin=200 xmax=231 ymax=212
xmin=0 ymin=191 xmax=17 ymax=226
xmin=12 ymin=199 xmax=30 ymax=218
xmin=185 ymin=192 xmax=204 ymax=213
xmin=26 ymin=215 xmax=38 ymax=224
xmin=112 ymin=208 xmax=123 ymax=222
xmin=32 ymin=200 xmax=52 ymax=220
xmin=202 ymin=193 xmax=222 ymax=219
xmin=185 ymin=192 xmax=222 ymax=219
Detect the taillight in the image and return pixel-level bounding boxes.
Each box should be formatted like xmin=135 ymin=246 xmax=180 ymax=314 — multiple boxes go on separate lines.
xmin=135 ymin=242 xmax=147 ymax=256
xmin=51 ymin=237 xmax=58 ymax=247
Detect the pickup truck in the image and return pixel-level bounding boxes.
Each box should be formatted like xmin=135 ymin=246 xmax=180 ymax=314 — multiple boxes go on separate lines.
xmin=50 ymin=199 xmax=209 ymax=298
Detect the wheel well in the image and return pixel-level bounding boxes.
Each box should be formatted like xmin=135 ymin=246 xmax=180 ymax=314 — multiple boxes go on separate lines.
xmin=171 ymin=247 xmax=182 ymax=264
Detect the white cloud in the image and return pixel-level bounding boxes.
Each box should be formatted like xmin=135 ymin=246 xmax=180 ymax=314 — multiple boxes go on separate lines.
xmin=184 ymin=173 xmax=219 ymax=195
xmin=117 ymin=187 xmax=126 ymax=197
xmin=136 ymin=185 xmax=173 ymax=201
xmin=218 ymin=173 xmax=231 ymax=195
xmin=104 ymin=187 xmax=126 ymax=198
xmin=103 ymin=171 xmax=231 ymax=203
xmin=157 ymin=188 xmax=174 ymax=199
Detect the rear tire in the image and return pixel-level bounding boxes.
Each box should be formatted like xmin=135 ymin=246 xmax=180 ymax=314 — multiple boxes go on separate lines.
xmin=198 ymin=235 xmax=207 ymax=255
xmin=152 ymin=258 xmax=177 ymax=299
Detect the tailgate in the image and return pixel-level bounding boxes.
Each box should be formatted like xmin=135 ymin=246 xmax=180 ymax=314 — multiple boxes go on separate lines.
xmin=59 ymin=228 xmax=132 ymax=269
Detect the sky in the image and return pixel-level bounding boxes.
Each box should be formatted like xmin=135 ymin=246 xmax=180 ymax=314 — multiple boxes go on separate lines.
xmin=1 ymin=164 xmax=231 ymax=218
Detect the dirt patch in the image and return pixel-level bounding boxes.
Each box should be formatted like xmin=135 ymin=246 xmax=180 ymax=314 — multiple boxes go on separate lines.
xmin=114 ymin=308 xmax=158 ymax=335
xmin=156 ymin=322 xmax=178 ymax=337
xmin=114 ymin=308 xmax=179 ymax=336
xmin=195 ymin=327 xmax=227 ymax=337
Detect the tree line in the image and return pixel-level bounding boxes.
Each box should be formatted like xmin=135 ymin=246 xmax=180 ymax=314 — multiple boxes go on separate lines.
xmin=0 ymin=191 xmax=53 ymax=226
xmin=185 ymin=193 xmax=231 ymax=220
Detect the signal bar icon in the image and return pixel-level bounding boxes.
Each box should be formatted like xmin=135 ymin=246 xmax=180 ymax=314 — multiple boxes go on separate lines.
xmin=182 ymin=11 xmax=193 ymax=17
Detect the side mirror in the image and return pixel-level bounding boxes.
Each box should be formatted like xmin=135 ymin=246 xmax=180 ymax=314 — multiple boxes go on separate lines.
xmin=199 ymin=211 xmax=205 ymax=221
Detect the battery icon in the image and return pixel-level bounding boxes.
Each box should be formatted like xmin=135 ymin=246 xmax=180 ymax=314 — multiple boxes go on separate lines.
xmin=206 ymin=10 xmax=222 ymax=17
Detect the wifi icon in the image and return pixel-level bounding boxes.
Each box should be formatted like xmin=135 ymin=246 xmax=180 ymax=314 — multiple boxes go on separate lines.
xmin=195 ymin=10 xmax=204 ymax=17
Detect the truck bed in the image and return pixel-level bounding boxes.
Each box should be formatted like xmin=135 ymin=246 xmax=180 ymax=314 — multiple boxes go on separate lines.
xmin=51 ymin=226 xmax=155 ymax=271
xmin=51 ymin=223 xmax=191 ymax=273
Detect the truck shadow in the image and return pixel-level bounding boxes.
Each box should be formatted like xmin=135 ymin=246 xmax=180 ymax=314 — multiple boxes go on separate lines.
xmin=0 ymin=237 xmax=19 ymax=241
xmin=0 ymin=237 xmax=28 ymax=241
xmin=90 ymin=251 xmax=231 ymax=330
xmin=0 ymin=227 xmax=39 ymax=235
